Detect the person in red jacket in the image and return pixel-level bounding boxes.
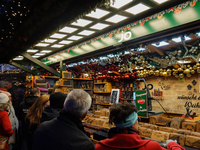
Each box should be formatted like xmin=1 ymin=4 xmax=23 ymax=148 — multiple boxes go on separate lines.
xmin=95 ymin=103 xmax=185 ymax=150
xmin=0 ymin=93 xmax=14 ymax=150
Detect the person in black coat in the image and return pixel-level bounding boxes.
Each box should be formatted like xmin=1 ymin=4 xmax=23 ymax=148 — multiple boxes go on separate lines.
xmin=18 ymin=87 xmax=40 ymax=150
xmin=33 ymin=89 xmax=94 ymax=150
xmin=5 ymin=80 xmax=20 ymax=115
xmin=40 ymin=92 xmax=66 ymax=123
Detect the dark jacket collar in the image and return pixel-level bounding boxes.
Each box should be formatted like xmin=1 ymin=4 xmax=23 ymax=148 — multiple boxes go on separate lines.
xmin=57 ymin=110 xmax=85 ymax=133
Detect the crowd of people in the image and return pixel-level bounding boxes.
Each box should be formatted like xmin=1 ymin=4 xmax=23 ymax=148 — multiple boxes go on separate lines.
xmin=0 ymin=80 xmax=186 ymax=150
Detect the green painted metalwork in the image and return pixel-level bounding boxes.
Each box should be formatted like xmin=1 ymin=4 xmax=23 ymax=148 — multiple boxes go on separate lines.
xmin=43 ymin=1 xmax=200 ymax=65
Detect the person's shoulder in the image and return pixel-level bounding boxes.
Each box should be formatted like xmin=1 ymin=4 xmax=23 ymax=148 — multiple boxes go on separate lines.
xmin=0 ymin=110 xmax=9 ymax=117
xmin=145 ymin=140 xmax=164 ymax=150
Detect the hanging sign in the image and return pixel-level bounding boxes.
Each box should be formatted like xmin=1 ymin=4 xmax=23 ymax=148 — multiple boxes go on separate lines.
xmin=136 ymin=90 xmax=147 ymax=117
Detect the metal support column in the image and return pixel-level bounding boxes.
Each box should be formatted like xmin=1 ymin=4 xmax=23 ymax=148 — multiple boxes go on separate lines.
xmin=20 ymin=52 xmax=60 ymax=77
xmin=60 ymin=60 xmax=65 ymax=78
xmin=11 ymin=61 xmax=36 ymax=75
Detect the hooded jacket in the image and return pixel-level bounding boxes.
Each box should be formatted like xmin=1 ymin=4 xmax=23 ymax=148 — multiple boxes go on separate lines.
xmin=95 ymin=133 xmax=185 ymax=150
xmin=18 ymin=96 xmax=38 ymax=137
xmin=0 ymin=110 xmax=13 ymax=150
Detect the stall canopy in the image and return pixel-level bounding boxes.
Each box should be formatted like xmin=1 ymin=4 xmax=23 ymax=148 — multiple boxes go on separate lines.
xmin=1 ymin=0 xmax=199 ymax=74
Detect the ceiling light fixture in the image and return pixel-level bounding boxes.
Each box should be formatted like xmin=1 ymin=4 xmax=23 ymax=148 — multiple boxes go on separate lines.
xmin=153 ymin=0 xmax=168 ymax=4
xmin=13 ymin=57 xmax=23 ymax=60
xmin=50 ymin=33 xmax=67 ymax=39
xmin=86 ymin=8 xmax=110 ymax=19
xmin=71 ymin=19 xmax=92 ymax=27
xmin=59 ymin=26 xmax=78 ymax=33
xmin=106 ymin=14 xmax=127 ymax=23
xmin=125 ymin=3 xmax=150 ymax=15
xmin=90 ymin=23 xmax=109 ymax=30
xmin=110 ymin=0 xmax=132 ymax=9
xmin=51 ymin=44 xmax=64 ymax=48
xmin=67 ymin=35 xmax=83 ymax=40
xmin=196 ymin=32 xmax=200 ymax=37
xmin=172 ymin=36 xmax=192 ymax=43
xmin=151 ymin=41 xmax=169 ymax=47
xmin=32 ymin=55 xmax=40 ymax=58
xmin=35 ymin=43 xmax=50 ymax=47
xmin=35 ymin=53 xmax=45 ymax=56
xmin=27 ymin=49 xmax=38 ymax=52
xmin=40 ymin=50 xmax=52 ymax=53
xmin=43 ymin=39 xmax=57 ymax=43
xmin=78 ymin=30 xmax=95 ymax=36
xmin=59 ymin=40 xmax=73 ymax=44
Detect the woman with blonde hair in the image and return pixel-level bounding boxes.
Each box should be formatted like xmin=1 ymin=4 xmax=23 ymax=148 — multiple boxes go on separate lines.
xmin=0 ymin=93 xmax=13 ymax=150
xmin=25 ymin=94 xmax=50 ymax=150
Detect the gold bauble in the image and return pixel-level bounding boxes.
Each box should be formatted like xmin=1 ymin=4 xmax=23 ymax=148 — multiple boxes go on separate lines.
xmin=136 ymin=70 xmax=140 ymax=74
xmin=146 ymin=71 xmax=149 ymax=75
xmin=159 ymin=68 xmax=163 ymax=72
xmin=191 ymin=70 xmax=195 ymax=74
xmin=178 ymin=68 xmax=183 ymax=72
xmin=189 ymin=67 xmax=193 ymax=70
xmin=155 ymin=70 xmax=160 ymax=76
xmin=193 ymin=65 xmax=197 ymax=70
xmin=197 ymin=67 xmax=200 ymax=73
xmin=168 ymin=73 xmax=172 ymax=76
xmin=183 ymin=69 xmax=190 ymax=74
xmin=160 ymin=72 xmax=163 ymax=76
xmin=162 ymin=72 xmax=168 ymax=77
xmin=167 ymin=69 xmax=171 ymax=73
xmin=186 ymin=73 xmax=191 ymax=77
xmin=173 ymin=72 xmax=177 ymax=76
xmin=175 ymin=74 xmax=179 ymax=78
xmin=179 ymin=73 xmax=184 ymax=78
xmin=196 ymin=63 xmax=200 ymax=67
xmin=139 ymin=73 xmax=144 ymax=78
xmin=187 ymin=65 xmax=191 ymax=68
xmin=150 ymin=70 xmax=154 ymax=75
xmin=172 ymin=68 xmax=176 ymax=72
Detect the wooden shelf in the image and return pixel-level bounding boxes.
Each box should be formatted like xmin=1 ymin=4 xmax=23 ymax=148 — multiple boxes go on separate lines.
xmin=55 ymin=85 xmax=68 ymax=87
xmin=68 ymin=88 xmax=93 ymax=91
xmin=121 ymin=98 xmax=133 ymax=101
xmin=44 ymin=76 xmax=60 ymax=79
xmin=94 ymin=82 xmax=108 ymax=84
xmin=94 ymin=91 xmax=111 ymax=94
xmin=93 ymin=103 xmax=112 ymax=106
xmin=62 ymin=78 xmax=93 ymax=80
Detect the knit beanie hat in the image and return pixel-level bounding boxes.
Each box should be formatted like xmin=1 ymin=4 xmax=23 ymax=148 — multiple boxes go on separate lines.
xmin=0 ymin=93 xmax=9 ymax=104
xmin=49 ymin=92 xmax=67 ymax=109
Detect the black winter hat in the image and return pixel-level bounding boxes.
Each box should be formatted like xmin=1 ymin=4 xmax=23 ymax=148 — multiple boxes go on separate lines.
xmin=49 ymin=92 xmax=67 ymax=109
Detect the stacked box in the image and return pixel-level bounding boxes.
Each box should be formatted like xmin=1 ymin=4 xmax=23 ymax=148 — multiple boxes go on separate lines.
xmin=103 ymin=121 xmax=115 ymax=128
xmin=149 ymin=115 xmax=162 ymax=125
xmin=138 ymin=127 xmax=153 ymax=138
xmin=159 ymin=126 xmax=177 ymax=133
xmin=169 ymin=133 xmax=186 ymax=146
xmin=170 ymin=117 xmax=185 ymax=129
xmin=94 ymin=110 xmax=101 ymax=115
xmin=190 ymin=132 xmax=200 ymax=138
xmin=182 ymin=122 xmax=196 ymax=132
xmin=185 ymin=135 xmax=200 ymax=149
xmin=196 ymin=121 xmax=200 ymax=132
xmin=151 ymin=130 xmax=170 ymax=141
xmin=139 ymin=123 xmax=158 ymax=130
xmin=173 ymin=129 xmax=191 ymax=135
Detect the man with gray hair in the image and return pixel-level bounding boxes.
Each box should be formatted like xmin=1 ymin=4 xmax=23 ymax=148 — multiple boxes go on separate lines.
xmin=33 ymin=89 xmax=94 ymax=150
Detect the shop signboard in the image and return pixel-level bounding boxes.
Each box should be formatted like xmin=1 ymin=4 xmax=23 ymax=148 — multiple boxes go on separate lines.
xmin=135 ymin=90 xmax=147 ymax=117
